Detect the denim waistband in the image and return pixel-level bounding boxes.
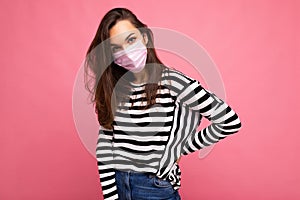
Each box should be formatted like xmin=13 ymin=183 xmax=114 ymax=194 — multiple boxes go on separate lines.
xmin=115 ymin=169 xmax=157 ymax=178
xmin=114 ymin=168 xmax=181 ymax=199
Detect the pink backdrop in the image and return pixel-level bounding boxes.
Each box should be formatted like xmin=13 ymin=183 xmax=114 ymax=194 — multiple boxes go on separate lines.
xmin=1 ymin=0 xmax=299 ymax=199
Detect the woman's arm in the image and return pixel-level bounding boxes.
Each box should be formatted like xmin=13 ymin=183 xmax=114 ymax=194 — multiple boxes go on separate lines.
xmin=96 ymin=127 xmax=119 ymax=200
xmin=178 ymin=80 xmax=242 ymax=156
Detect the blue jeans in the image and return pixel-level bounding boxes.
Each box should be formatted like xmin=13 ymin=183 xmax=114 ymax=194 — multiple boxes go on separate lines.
xmin=115 ymin=169 xmax=181 ymax=200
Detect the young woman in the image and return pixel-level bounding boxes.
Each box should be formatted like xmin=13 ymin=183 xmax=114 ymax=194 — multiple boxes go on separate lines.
xmin=84 ymin=7 xmax=242 ymax=200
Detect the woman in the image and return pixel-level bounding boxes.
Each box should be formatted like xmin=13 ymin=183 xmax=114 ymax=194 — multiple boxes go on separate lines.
xmin=84 ymin=7 xmax=242 ymax=200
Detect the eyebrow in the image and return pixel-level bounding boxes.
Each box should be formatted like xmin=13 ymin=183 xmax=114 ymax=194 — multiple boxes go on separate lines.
xmin=110 ymin=33 xmax=136 ymax=46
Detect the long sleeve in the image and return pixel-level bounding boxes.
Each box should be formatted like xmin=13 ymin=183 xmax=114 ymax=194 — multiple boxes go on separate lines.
xmin=179 ymin=79 xmax=242 ymax=155
xmin=96 ymin=126 xmax=119 ymax=200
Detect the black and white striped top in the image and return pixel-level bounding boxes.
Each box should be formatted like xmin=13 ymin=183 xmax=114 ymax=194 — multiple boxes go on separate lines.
xmin=96 ymin=67 xmax=242 ymax=200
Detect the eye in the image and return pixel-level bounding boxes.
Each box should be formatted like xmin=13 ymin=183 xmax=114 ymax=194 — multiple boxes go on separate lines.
xmin=128 ymin=37 xmax=136 ymax=44
xmin=111 ymin=46 xmax=121 ymax=53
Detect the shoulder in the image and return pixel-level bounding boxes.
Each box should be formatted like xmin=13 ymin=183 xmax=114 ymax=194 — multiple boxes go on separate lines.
xmin=158 ymin=66 xmax=201 ymax=97
xmin=99 ymin=125 xmax=113 ymax=135
xmin=161 ymin=66 xmax=199 ymax=90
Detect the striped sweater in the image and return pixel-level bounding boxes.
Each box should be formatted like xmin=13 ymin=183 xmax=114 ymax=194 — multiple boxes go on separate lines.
xmin=96 ymin=67 xmax=242 ymax=200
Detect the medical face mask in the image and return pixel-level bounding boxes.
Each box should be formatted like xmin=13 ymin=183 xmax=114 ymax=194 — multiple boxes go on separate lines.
xmin=112 ymin=39 xmax=147 ymax=73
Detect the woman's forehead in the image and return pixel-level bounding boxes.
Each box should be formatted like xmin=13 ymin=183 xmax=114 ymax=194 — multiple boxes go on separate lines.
xmin=109 ymin=20 xmax=141 ymax=44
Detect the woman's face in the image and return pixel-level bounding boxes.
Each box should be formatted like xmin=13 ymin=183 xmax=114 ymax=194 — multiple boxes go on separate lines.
xmin=109 ymin=20 xmax=148 ymax=54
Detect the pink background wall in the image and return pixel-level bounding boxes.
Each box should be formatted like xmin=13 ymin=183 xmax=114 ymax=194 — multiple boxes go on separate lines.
xmin=1 ymin=0 xmax=299 ymax=199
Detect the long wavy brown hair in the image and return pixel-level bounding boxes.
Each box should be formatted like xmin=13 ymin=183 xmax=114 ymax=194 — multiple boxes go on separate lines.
xmin=84 ymin=7 xmax=170 ymax=130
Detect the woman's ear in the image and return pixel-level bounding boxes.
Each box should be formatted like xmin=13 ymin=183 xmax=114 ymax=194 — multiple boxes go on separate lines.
xmin=142 ymin=33 xmax=148 ymax=46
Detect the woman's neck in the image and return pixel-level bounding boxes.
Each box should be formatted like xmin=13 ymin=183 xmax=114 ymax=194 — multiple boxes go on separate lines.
xmin=133 ymin=68 xmax=148 ymax=84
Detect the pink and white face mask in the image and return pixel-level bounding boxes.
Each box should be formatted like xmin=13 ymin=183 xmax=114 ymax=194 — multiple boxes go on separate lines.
xmin=112 ymin=39 xmax=147 ymax=73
